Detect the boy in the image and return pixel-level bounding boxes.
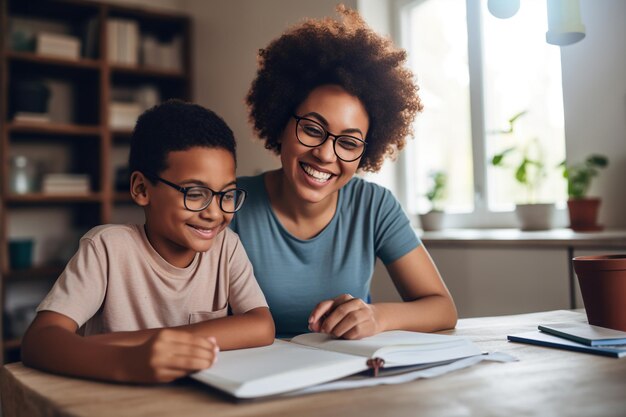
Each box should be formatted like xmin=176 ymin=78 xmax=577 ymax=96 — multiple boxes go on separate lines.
xmin=21 ymin=100 xmax=274 ymax=383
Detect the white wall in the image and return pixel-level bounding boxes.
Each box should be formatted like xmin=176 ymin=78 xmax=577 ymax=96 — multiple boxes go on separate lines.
xmin=560 ymin=0 xmax=626 ymax=228
xmin=183 ymin=0 xmax=357 ymax=176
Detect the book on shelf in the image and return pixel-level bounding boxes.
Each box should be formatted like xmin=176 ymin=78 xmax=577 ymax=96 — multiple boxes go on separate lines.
xmin=42 ymin=174 xmax=91 ymax=194
xmin=81 ymin=17 xmax=100 ymax=59
xmin=36 ymin=32 xmax=81 ymax=60
xmin=538 ymin=322 xmax=626 ymax=346
xmin=109 ymin=101 xmax=143 ymax=129
xmin=12 ymin=112 xmax=51 ymax=124
xmin=508 ymin=331 xmax=626 ymax=358
xmin=191 ymin=330 xmax=482 ymax=399
xmin=107 ymin=19 xmax=140 ymax=66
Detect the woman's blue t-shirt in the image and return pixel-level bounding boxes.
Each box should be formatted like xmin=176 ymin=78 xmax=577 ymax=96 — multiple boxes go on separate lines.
xmin=230 ymin=174 xmax=420 ymax=337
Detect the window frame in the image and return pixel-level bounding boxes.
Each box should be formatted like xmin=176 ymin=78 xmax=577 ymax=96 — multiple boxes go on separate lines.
xmin=391 ymin=0 xmax=568 ymax=229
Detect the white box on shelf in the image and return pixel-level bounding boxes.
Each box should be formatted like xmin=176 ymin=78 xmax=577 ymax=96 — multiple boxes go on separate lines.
xmin=36 ymin=33 xmax=81 ymax=60
xmin=12 ymin=112 xmax=51 ymax=123
xmin=42 ymin=173 xmax=91 ymax=194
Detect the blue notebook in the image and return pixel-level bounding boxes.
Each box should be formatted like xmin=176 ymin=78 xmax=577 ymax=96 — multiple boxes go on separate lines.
xmin=508 ymin=331 xmax=626 ymax=358
xmin=538 ymin=322 xmax=626 ymax=346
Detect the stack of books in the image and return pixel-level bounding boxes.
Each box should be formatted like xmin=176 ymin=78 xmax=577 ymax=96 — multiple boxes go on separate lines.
xmin=107 ymin=18 xmax=140 ymax=66
xmin=109 ymin=101 xmax=142 ymax=129
xmin=36 ymin=32 xmax=81 ymax=60
xmin=13 ymin=112 xmax=51 ymax=123
xmin=508 ymin=322 xmax=626 ymax=358
xmin=42 ymin=174 xmax=91 ymax=195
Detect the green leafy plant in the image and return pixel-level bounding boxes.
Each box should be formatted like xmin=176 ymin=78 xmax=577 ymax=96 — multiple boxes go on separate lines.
xmin=561 ymin=154 xmax=609 ymax=199
xmin=425 ymin=170 xmax=447 ymax=212
xmin=490 ymin=111 xmax=547 ymax=204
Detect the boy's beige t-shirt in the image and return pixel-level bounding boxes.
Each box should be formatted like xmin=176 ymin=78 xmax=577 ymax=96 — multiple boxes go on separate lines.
xmin=37 ymin=224 xmax=268 ymax=335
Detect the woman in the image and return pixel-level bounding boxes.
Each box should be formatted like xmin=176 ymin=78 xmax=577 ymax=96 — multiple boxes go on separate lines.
xmin=231 ymin=6 xmax=457 ymax=339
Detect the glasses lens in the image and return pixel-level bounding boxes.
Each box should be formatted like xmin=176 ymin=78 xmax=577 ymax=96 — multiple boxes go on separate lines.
xmin=185 ymin=187 xmax=212 ymax=211
xmin=296 ymin=119 xmax=326 ymax=146
xmin=220 ymin=189 xmax=246 ymax=213
xmin=335 ymin=136 xmax=365 ymax=161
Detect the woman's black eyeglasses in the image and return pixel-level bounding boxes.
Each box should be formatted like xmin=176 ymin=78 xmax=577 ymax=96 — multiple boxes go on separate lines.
xmin=147 ymin=175 xmax=247 ymax=213
xmin=293 ymin=115 xmax=366 ymax=162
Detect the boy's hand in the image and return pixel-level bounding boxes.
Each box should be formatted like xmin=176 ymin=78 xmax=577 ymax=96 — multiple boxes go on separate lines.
xmin=124 ymin=329 xmax=219 ymax=383
xmin=308 ymin=294 xmax=382 ymax=340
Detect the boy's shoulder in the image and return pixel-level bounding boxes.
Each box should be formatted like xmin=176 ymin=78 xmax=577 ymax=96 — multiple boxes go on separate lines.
xmin=218 ymin=227 xmax=242 ymax=248
xmin=82 ymin=224 xmax=142 ymax=244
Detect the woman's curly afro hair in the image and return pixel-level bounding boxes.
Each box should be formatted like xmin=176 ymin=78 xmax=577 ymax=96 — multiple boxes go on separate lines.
xmin=246 ymin=5 xmax=423 ymax=172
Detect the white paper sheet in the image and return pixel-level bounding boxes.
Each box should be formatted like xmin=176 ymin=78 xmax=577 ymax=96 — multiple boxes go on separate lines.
xmin=286 ymin=352 xmax=517 ymax=396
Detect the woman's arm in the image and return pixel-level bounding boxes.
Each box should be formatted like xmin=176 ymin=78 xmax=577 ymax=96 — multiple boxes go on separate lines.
xmin=21 ymin=311 xmax=218 ymax=383
xmin=308 ymin=245 xmax=457 ymax=339
xmin=86 ymin=307 xmax=275 ymax=350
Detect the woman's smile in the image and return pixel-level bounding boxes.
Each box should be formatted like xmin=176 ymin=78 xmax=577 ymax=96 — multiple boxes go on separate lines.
xmin=300 ymin=162 xmax=335 ymax=184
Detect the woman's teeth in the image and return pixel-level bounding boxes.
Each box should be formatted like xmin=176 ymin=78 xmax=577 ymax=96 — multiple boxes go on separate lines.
xmin=302 ymin=163 xmax=332 ymax=182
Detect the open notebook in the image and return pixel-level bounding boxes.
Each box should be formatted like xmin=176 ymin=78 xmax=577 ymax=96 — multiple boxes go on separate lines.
xmin=191 ymin=330 xmax=482 ymax=399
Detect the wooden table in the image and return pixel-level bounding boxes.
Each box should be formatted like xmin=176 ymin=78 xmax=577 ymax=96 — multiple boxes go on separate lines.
xmin=2 ymin=310 xmax=625 ymax=417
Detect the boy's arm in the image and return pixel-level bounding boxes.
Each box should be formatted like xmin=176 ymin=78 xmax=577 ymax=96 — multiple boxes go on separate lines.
xmin=21 ymin=311 xmax=219 ymax=383
xmin=87 ymin=307 xmax=275 ymax=350
xmin=184 ymin=306 xmax=275 ymax=349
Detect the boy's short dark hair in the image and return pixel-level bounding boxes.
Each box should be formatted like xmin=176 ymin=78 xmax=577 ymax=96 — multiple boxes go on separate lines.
xmin=129 ymin=99 xmax=236 ymax=178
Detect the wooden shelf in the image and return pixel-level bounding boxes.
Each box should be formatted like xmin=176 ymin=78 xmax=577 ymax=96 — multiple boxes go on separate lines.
xmin=5 ymin=193 xmax=103 ymax=204
xmin=110 ymin=64 xmax=186 ymax=80
xmin=1 ymin=0 xmax=191 ymax=364
xmin=6 ymin=50 xmax=101 ymax=70
xmin=8 ymin=122 xmax=102 ymax=136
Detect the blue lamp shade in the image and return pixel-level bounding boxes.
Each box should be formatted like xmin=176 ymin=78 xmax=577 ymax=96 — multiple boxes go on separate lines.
xmin=487 ymin=0 xmax=520 ymax=19
xmin=546 ymin=0 xmax=586 ymax=46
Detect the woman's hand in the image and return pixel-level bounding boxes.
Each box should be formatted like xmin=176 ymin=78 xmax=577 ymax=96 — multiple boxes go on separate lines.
xmin=123 ymin=329 xmax=219 ymax=383
xmin=308 ymin=294 xmax=383 ymax=340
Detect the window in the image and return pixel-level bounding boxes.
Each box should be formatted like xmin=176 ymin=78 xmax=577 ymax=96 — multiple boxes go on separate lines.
xmin=398 ymin=0 xmax=567 ymax=227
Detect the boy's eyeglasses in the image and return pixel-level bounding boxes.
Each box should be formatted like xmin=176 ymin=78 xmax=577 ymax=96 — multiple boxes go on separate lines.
xmin=147 ymin=175 xmax=247 ymax=213
xmin=293 ymin=115 xmax=366 ymax=162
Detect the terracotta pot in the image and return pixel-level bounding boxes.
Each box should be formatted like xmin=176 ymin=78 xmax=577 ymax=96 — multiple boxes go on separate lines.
xmin=567 ymin=198 xmax=602 ymax=232
xmin=573 ymin=255 xmax=626 ymax=331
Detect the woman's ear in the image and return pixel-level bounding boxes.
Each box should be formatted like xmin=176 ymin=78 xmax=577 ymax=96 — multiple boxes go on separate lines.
xmin=130 ymin=171 xmax=150 ymax=207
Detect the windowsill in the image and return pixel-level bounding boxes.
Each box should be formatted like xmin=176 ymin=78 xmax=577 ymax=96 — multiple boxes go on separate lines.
xmin=418 ymin=228 xmax=626 ymax=248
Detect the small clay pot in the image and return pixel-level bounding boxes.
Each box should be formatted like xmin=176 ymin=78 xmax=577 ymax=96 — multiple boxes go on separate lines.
xmin=573 ymin=255 xmax=626 ymax=331
xmin=567 ymin=198 xmax=602 ymax=232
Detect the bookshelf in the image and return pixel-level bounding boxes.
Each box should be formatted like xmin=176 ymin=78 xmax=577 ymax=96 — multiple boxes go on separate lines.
xmin=0 ymin=0 xmax=191 ymax=363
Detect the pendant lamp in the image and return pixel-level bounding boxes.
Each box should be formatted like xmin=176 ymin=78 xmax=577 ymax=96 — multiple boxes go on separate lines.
xmin=546 ymin=0 xmax=586 ymax=46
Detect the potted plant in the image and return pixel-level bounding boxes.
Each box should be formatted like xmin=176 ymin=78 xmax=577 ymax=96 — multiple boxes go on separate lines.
xmin=561 ymin=154 xmax=609 ymax=231
xmin=419 ymin=170 xmax=447 ymax=231
xmin=490 ymin=111 xmax=555 ymax=230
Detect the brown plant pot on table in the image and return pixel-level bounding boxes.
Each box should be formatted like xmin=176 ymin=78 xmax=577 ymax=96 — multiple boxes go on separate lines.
xmin=573 ymin=254 xmax=626 ymax=331
xmin=567 ymin=197 xmax=602 ymax=232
